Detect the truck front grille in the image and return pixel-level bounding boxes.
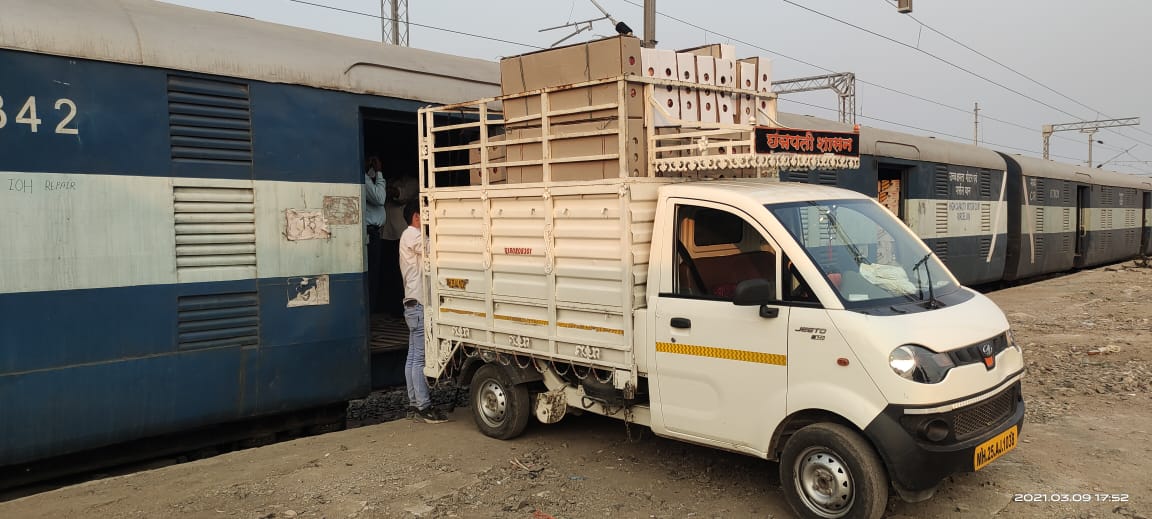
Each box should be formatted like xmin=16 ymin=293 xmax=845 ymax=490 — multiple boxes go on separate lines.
xmin=953 ymin=385 xmax=1017 ymax=439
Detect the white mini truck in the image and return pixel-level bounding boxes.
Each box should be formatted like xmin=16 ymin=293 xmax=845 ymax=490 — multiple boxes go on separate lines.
xmin=417 ymin=83 xmax=1023 ymax=519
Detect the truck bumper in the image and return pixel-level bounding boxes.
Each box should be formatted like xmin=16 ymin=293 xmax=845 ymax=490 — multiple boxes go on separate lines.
xmin=863 ymin=379 xmax=1025 ymax=496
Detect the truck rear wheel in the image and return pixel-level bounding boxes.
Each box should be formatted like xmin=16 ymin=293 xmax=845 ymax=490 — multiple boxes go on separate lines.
xmin=470 ymin=363 xmax=531 ymax=440
xmin=779 ymin=423 xmax=888 ymax=519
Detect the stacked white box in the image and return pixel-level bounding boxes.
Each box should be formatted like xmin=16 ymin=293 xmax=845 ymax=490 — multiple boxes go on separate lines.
xmin=754 ymin=57 xmax=773 ymax=125
xmin=675 ymin=53 xmax=699 ymax=122
xmin=642 ymin=48 xmax=680 ymax=126
xmin=696 ymin=55 xmax=718 ymax=123
xmin=736 ymin=59 xmax=758 ymax=125
xmin=715 ymin=58 xmax=736 ymax=123
xmin=715 ymin=58 xmax=735 ymax=89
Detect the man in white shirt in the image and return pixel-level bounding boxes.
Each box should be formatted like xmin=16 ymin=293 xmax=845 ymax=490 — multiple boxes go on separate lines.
xmin=380 ymin=172 xmax=419 ymax=318
xmin=399 ymin=201 xmax=446 ymax=424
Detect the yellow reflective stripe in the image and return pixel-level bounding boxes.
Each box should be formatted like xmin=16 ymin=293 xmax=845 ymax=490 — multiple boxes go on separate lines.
xmin=557 ymin=322 xmax=625 ymax=335
xmin=439 ymin=308 xmax=486 ymax=318
xmin=441 ymin=310 xmax=624 ymax=335
xmin=494 ymin=314 xmax=548 ymax=326
xmin=656 ymin=341 xmax=787 ymax=366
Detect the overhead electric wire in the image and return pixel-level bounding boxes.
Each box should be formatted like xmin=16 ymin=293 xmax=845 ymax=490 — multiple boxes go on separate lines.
xmin=874 ymin=0 xmax=1152 ymax=156
xmin=287 ymin=0 xmax=1146 ymax=171
xmin=779 ymin=98 xmax=1085 ymax=162
xmin=286 ymin=0 xmax=543 ymax=50
xmin=615 ymin=0 xmax=1131 ymax=155
xmin=782 ymin=0 xmax=1152 ymax=151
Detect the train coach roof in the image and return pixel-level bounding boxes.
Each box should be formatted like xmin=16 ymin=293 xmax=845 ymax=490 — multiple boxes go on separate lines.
xmin=1002 ymin=154 xmax=1152 ymax=189
xmin=0 ymin=0 xmax=501 ymax=105
xmin=777 ymin=113 xmax=1006 ymax=171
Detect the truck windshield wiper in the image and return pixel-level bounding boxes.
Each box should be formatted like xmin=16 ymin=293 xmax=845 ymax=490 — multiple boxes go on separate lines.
xmin=911 ymin=252 xmax=941 ymax=309
xmin=820 ymin=207 xmax=870 ymax=265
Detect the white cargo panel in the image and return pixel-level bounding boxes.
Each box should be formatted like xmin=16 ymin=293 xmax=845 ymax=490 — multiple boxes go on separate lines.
xmin=426 ymin=180 xmax=664 ymax=371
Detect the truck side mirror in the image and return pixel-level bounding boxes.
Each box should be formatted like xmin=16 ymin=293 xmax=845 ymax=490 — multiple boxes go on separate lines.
xmin=732 ymin=278 xmax=776 ymax=306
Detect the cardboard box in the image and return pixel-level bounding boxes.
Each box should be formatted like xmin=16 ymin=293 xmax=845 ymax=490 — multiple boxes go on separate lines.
xmin=737 ymin=93 xmax=754 ymax=125
xmin=469 ymin=134 xmax=508 ymax=185
xmin=500 ymin=56 xmax=526 ymax=95
xmin=695 ymin=55 xmax=716 ymax=85
xmin=678 ymin=43 xmax=735 ymax=61
xmin=737 ymin=59 xmax=758 ymax=92
xmin=468 ymin=134 xmax=507 ymax=164
xmin=504 ymin=82 xmax=643 ymax=125
xmin=470 ymin=165 xmax=508 ymax=185
xmin=756 ymin=96 xmax=778 ymax=126
xmin=625 ymin=117 xmax=647 ymax=177
xmin=587 ymin=36 xmax=643 ymax=82
xmin=718 ymin=91 xmax=735 ymax=124
xmin=696 ymin=56 xmax=717 ymax=123
xmin=715 ymin=58 xmax=735 ymax=89
xmin=747 ymin=56 xmax=772 ymax=94
xmin=508 ymin=35 xmax=643 ymax=94
xmin=675 ymin=53 xmax=697 ymax=82
xmin=641 ymin=48 xmax=677 ymax=81
xmin=499 ymin=116 xmax=651 ymax=182
xmin=677 ymin=85 xmax=699 ymax=123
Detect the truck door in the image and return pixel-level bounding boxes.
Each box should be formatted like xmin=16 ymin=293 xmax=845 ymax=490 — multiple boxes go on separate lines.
xmin=651 ymin=202 xmax=788 ymax=451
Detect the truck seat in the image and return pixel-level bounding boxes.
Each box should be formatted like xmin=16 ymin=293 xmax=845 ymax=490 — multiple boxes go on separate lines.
xmin=694 ymin=251 xmax=775 ymax=298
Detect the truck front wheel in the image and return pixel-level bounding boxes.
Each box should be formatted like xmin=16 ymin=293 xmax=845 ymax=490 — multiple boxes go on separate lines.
xmin=779 ymin=423 xmax=889 ymax=519
xmin=470 ymin=363 xmax=531 ymax=440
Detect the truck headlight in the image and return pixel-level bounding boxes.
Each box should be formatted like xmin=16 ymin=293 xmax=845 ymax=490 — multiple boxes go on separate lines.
xmin=889 ymin=344 xmax=955 ymax=384
xmin=1006 ymin=329 xmax=1022 ymax=352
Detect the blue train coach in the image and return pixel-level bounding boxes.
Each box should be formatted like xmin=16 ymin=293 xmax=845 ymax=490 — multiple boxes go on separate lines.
xmin=778 ymin=113 xmax=1152 ymax=286
xmin=0 ymin=0 xmax=497 ymax=478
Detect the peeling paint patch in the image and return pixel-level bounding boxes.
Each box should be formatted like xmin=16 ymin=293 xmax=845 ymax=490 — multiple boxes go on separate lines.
xmin=285 ymin=209 xmax=331 ymax=240
xmin=287 ymin=274 xmax=330 ymax=307
xmin=323 ymin=195 xmax=361 ymax=225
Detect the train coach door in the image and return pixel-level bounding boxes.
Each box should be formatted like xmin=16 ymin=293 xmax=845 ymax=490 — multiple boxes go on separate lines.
xmin=877 ymin=163 xmax=907 ymax=219
xmin=1142 ymin=192 xmax=1152 ymax=255
xmin=1074 ymin=185 xmax=1091 ymax=267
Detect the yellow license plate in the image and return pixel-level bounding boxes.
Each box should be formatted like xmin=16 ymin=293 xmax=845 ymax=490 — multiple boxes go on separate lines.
xmin=973 ymin=425 xmax=1018 ymax=471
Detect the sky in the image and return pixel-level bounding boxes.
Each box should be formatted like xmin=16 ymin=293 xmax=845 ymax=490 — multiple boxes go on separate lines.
xmin=160 ymin=0 xmax=1152 ymax=175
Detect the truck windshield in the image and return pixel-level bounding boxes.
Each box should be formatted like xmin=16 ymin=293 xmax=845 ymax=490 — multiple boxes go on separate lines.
xmin=767 ymin=199 xmax=958 ymax=307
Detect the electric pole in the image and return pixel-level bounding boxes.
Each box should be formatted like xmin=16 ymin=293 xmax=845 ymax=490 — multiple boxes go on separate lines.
xmin=1041 ymin=117 xmax=1140 ymax=165
xmin=381 ymin=0 xmax=409 ymax=46
xmin=973 ymin=102 xmax=979 ymax=145
xmin=773 ymin=73 xmax=856 ymax=124
xmin=643 ymin=0 xmax=656 ymax=48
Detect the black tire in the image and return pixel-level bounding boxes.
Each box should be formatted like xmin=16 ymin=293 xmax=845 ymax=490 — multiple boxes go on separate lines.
xmin=470 ymin=363 xmax=531 ymax=440
xmin=779 ymin=423 xmax=889 ymax=519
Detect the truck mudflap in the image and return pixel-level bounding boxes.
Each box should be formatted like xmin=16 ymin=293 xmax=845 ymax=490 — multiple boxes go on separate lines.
xmin=862 ymin=378 xmax=1025 ymax=500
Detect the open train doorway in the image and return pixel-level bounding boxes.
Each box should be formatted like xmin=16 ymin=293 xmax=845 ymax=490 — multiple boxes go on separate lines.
xmin=1143 ymin=192 xmax=1152 ymax=255
xmin=361 ymin=107 xmax=421 ymax=388
xmin=359 ymin=107 xmax=475 ymax=388
xmin=877 ymin=162 xmax=908 ymax=220
xmin=1074 ymin=185 xmax=1090 ymax=268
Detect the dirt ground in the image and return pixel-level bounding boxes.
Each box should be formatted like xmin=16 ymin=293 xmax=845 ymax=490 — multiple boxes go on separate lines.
xmin=2 ymin=264 xmax=1150 ymax=519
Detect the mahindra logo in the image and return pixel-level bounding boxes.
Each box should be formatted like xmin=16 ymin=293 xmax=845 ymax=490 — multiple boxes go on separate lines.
xmin=979 ymin=342 xmax=995 ymax=370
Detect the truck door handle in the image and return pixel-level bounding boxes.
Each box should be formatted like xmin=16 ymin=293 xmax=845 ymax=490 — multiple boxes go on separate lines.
xmin=670 ymin=317 xmax=691 ymax=329
xmin=760 ymin=306 xmax=780 ymax=319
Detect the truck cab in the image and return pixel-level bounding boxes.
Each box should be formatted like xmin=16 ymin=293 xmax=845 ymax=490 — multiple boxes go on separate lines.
xmin=645 ymin=180 xmax=1024 ymax=516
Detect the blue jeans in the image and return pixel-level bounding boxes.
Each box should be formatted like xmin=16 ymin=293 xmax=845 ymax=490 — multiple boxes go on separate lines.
xmin=404 ymin=302 xmax=432 ymax=410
